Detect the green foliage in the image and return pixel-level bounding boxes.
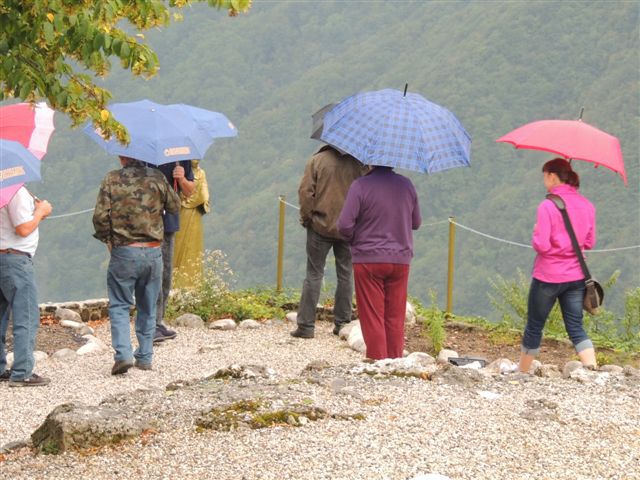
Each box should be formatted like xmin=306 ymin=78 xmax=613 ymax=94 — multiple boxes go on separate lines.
xmin=168 ymin=250 xmax=298 ymax=321
xmin=0 ymin=0 xmax=251 ymax=141
xmin=412 ymin=292 xmax=447 ymax=354
xmin=489 ymin=270 xmax=640 ymax=352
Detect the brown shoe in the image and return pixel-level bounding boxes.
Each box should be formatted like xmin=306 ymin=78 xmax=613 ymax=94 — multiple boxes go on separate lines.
xmin=8 ymin=373 xmax=50 ymax=387
xmin=111 ymin=359 xmax=134 ymax=375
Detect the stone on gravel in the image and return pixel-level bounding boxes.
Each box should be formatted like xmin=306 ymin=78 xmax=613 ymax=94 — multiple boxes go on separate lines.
xmin=339 ymin=321 xmax=358 ymax=340
xmin=52 ymin=348 xmax=78 ymax=362
xmin=31 ymin=403 xmax=154 ymax=454
xmin=209 ymin=319 xmax=237 ymax=330
xmin=623 ymin=365 xmax=640 ymax=377
xmin=431 ymin=363 xmax=485 ymax=386
xmin=599 ymin=364 xmax=623 ymax=374
xmin=33 ymin=351 xmax=48 ymax=363
xmin=209 ymin=364 xmax=276 ymax=380
xmin=285 ymin=312 xmax=297 ymax=323
xmin=55 ymin=308 xmax=82 ymax=323
xmin=174 ymin=313 xmax=205 ymax=329
xmin=405 ymin=301 xmax=417 ymax=326
xmin=239 ymin=319 xmax=261 ymax=329
xmin=60 ymin=319 xmax=83 ymax=329
xmin=563 ymin=360 xmax=584 ymax=378
xmin=484 ymin=358 xmax=517 ymax=374
xmin=0 ymin=439 xmax=30 ymax=454
xmin=437 ymin=349 xmax=458 ymax=364
xmin=534 ymin=364 xmax=562 ymax=378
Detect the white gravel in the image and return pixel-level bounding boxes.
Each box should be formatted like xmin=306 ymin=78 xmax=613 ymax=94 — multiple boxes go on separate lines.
xmin=1 ymin=321 xmax=638 ymax=480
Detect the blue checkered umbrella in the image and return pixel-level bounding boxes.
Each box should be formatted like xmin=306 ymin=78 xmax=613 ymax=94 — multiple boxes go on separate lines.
xmin=320 ymin=89 xmax=471 ymax=174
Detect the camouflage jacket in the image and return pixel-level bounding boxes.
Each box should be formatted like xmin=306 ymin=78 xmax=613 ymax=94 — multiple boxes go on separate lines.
xmin=93 ymin=164 xmax=180 ymax=246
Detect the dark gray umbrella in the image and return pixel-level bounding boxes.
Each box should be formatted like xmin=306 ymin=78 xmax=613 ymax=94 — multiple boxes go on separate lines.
xmin=310 ymin=103 xmax=336 ymax=140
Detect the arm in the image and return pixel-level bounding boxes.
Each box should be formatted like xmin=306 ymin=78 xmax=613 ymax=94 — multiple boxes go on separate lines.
xmin=15 ymin=200 xmax=52 ymax=237
xmin=411 ymin=186 xmax=421 ymax=230
xmin=164 ymin=180 xmax=181 ymax=215
xmin=298 ymin=158 xmax=316 ymax=227
xmin=336 ymin=183 xmax=360 ymax=242
xmin=92 ymin=179 xmax=112 ymax=245
xmin=531 ymin=201 xmax=553 ymax=254
xmin=583 ymin=207 xmax=596 ymax=251
xmin=172 ymin=164 xmax=195 ymax=197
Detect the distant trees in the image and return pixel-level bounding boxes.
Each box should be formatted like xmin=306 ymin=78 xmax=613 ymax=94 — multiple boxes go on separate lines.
xmin=0 ymin=0 xmax=252 ymax=142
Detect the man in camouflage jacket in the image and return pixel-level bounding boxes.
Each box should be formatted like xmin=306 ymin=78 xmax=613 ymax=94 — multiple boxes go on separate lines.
xmin=93 ymin=156 xmax=180 ymax=375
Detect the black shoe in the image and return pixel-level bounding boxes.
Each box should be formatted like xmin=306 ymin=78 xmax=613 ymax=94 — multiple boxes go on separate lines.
xmin=8 ymin=373 xmax=50 ymax=387
xmin=111 ymin=359 xmax=134 ymax=375
xmin=153 ymin=325 xmax=177 ymax=343
xmin=0 ymin=369 xmax=10 ymax=382
xmin=134 ymin=360 xmax=152 ymax=371
xmin=290 ymin=328 xmax=314 ymax=339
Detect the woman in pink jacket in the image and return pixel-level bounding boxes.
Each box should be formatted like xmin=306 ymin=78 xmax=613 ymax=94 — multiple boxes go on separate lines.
xmin=518 ymin=158 xmax=597 ymax=372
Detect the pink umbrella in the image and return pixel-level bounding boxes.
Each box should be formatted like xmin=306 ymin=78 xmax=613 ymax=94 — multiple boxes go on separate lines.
xmin=0 ymin=102 xmax=55 ymax=208
xmin=496 ymin=119 xmax=626 ymax=185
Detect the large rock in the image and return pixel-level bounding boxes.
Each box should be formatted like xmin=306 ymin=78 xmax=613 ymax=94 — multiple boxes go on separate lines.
xmin=31 ymin=403 xmax=154 ymax=454
xmin=338 ymin=321 xmax=359 ymax=340
xmin=209 ymin=319 xmax=237 ymax=330
xmin=239 ymin=319 xmax=261 ymax=329
xmin=55 ymin=308 xmax=82 ymax=323
xmin=347 ymin=323 xmax=366 ymax=353
xmin=563 ymin=360 xmax=584 ymax=378
xmin=175 ymin=313 xmax=204 ymax=329
xmin=52 ymin=348 xmax=78 ymax=362
xmin=431 ymin=363 xmax=485 ymax=386
xmin=437 ymin=349 xmax=459 ymax=364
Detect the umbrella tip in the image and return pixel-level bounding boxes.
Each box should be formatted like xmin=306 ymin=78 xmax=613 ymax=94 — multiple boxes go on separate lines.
xmin=578 ymin=106 xmax=584 ymax=121
xmin=403 ymin=83 xmax=408 ymax=97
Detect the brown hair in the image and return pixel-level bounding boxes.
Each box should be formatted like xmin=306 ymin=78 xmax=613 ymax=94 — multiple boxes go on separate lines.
xmin=542 ymin=158 xmax=580 ymax=188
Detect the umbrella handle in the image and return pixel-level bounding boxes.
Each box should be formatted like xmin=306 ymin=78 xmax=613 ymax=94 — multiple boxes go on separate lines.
xmin=174 ymin=161 xmax=178 ymax=191
xmin=403 ymin=83 xmax=408 ymax=97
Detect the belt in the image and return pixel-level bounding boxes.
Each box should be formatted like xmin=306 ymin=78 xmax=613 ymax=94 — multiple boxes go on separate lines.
xmin=127 ymin=241 xmax=161 ymax=248
xmin=0 ymin=248 xmax=32 ymax=258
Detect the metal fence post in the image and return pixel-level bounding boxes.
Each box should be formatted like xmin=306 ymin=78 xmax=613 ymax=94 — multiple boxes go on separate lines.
xmin=446 ymin=216 xmax=456 ymax=317
xmin=276 ymin=195 xmax=286 ymax=292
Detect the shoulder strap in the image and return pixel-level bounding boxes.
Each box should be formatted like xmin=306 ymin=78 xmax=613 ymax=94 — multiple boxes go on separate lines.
xmin=545 ymin=193 xmax=592 ymax=280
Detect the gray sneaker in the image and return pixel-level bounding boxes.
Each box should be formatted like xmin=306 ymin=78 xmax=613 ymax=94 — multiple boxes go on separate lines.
xmin=8 ymin=373 xmax=50 ymax=387
xmin=134 ymin=360 xmax=152 ymax=371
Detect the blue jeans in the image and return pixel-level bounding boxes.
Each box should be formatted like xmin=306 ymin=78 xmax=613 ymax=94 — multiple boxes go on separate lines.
xmin=522 ymin=278 xmax=593 ymax=355
xmin=107 ymin=246 xmax=162 ymax=363
xmin=296 ymin=228 xmax=353 ymax=333
xmin=0 ymin=254 xmax=40 ymax=380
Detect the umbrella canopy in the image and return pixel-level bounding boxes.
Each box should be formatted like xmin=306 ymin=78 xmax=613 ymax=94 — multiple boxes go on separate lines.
xmin=0 ymin=139 xmax=41 ymax=208
xmin=319 ymin=89 xmax=471 ymax=174
xmin=496 ymin=119 xmax=626 ymax=185
xmin=0 ymin=102 xmax=55 ymax=160
xmin=83 ymin=99 xmax=237 ymax=165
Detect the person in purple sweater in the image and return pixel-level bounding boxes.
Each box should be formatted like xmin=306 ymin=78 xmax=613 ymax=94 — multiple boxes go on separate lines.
xmin=518 ymin=158 xmax=597 ymax=372
xmin=337 ymin=166 xmax=421 ymax=360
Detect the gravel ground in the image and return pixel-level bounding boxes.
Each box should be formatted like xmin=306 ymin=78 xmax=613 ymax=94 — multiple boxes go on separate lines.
xmin=1 ymin=321 xmax=639 ymax=480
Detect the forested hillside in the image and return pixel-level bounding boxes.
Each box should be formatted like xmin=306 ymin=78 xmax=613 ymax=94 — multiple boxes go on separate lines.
xmin=18 ymin=1 xmax=639 ymax=318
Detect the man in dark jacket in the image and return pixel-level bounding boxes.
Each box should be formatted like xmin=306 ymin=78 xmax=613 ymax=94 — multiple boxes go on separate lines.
xmin=291 ymin=146 xmax=366 ymax=339
xmin=93 ymin=156 xmax=180 ymax=375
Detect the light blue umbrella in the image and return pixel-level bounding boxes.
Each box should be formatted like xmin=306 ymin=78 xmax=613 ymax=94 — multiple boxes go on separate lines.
xmin=0 ymin=139 xmax=41 ymax=208
xmin=83 ymin=99 xmax=237 ymax=165
xmin=320 ymin=88 xmax=471 ymax=174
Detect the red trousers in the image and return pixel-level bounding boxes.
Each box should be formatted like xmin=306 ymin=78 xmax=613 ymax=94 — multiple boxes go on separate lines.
xmin=353 ymin=263 xmax=409 ymax=360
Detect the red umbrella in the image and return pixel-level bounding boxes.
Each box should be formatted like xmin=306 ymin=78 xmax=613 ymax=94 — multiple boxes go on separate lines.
xmin=496 ymin=119 xmax=626 ymax=185
xmin=0 ymin=102 xmax=55 ymax=207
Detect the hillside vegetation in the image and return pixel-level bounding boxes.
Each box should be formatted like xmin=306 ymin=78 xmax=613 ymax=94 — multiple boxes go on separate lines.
xmin=20 ymin=1 xmax=639 ymax=318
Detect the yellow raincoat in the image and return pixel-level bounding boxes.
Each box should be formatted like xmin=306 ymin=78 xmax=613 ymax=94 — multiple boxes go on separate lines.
xmin=173 ymin=161 xmax=210 ymax=289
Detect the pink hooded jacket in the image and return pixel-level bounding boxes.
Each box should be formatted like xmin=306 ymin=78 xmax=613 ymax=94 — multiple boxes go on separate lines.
xmin=531 ymin=184 xmax=596 ymax=283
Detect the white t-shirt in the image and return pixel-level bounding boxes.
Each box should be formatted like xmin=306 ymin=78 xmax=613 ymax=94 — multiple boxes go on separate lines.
xmin=0 ymin=186 xmax=39 ymax=256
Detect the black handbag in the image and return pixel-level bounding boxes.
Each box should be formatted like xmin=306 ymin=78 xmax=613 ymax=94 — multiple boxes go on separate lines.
xmin=546 ymin=194 xmax=604 ymax=315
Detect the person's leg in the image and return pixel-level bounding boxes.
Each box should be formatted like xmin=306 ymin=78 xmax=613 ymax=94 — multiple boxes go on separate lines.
xmin=354 ymin=263 xmax=388 ymax=360
xmin=134 ymin=247 xmax=162 ymax=366
xmin=3 ymin=256 xmax=40 ymax=381
xmin=519 ymin=278 xmax=559 ymax=372
xmin=332 ymin=239 xmax=353 ymax=331
xmin=107 ymin=247 xmax=137 ymax=363
xmin=383 ymin=264 xmax=409 ymax=359
xmin=0 ymin=257 xmax=13 ymax=375
xmin=155 ymin=231 xmax=175 ymax=327
xmin=293 ymin=229 xmax=332 ymax=336
xmin=558 ymin=280 xmax=597 ymax=368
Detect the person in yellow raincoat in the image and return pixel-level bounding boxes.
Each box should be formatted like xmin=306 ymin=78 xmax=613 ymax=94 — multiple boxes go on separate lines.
xmin=173 ymin=160 xmax=210 ymax=289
